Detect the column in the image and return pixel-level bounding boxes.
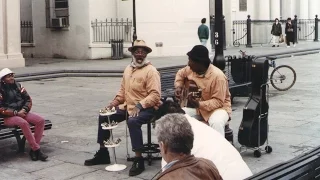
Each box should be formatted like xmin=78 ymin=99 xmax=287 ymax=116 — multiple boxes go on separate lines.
xmin=258 ymin=0 xmax=270 ymax=20
xmin=0 ymin=0 xmax=25 ymax=68
xmin=299 ymin=0 xmax=308 ymax=19
xmin=281 ymin=0 xmax=293 ymax=19
xmin=308 ymin=0 xmax=319 ymax=19
xmin=270 ymin=0 xmax=280 ymax=20
xmin=0 ymin=0 xmax=6 ymax=58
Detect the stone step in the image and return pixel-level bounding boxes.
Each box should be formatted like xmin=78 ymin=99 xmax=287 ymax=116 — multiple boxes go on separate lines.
xmin=15 ymin=73 xmax=123 ymax=82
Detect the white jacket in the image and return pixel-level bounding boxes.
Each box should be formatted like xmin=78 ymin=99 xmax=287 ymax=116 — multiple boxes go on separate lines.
xmin=161 ymin=114 xmax=253 ymax=180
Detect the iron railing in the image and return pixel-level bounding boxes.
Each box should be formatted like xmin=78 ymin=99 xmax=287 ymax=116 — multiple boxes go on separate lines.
xmin=297 ymin=19 xmax=315 ymax=40
xmin=21 ymin=21 xmax=33 ymax=43
xmin=91 ymin=18 xmax=132 ymax=43
xmin=232 ymin=17 xmax=320 ymax=46
xmin=232 ymin=20 xmax=247 ymax=47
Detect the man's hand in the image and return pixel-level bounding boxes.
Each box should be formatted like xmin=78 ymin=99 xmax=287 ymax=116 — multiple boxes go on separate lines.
xmin=187 ymin=96 xmax=200 ymax=108
xmin=175 ymin=87 xmax=183 ymax=99
xmin=18 ymin=109 xmax=27 ymax=118
xmin=130 ymin=107 xmax=141 ymax=117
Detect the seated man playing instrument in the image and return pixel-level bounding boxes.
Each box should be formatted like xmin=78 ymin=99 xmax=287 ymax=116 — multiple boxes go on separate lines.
xmin=84 ymin=40 xmax=161 ymax=177
xmin=156 ymin=100 xmax=253 ymax=180
xmin=175 ymin=45 xmax=232 ymax=136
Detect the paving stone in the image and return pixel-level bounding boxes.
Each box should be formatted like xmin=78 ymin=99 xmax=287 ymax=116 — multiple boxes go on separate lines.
xmin=31 ymin=163 xmax=96 ymax=180
xmin=2 ymin=157 xmax=64 ymax=173
xmin=0 ymin=165 xmax=43 ymax=180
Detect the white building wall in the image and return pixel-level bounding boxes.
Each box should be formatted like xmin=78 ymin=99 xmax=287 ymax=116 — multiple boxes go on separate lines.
xmin=308 ymin=0 xmax=320 ymax=19
xmin=31 ymin=0 xmax=91 ymax=59
xmin=20 ymin=0 xmax=32 ymax=22
xmin=89 ymin=0 xmax=116 ymax=20
xmin=118 ymin=0 xmax=210 ymax=57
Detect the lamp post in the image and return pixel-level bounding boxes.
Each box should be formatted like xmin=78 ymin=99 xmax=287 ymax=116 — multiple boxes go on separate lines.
xmin=132 ymin=0 xmax=137 ymax=44
xmin=212 ymin=0 xmax=226 ymax=71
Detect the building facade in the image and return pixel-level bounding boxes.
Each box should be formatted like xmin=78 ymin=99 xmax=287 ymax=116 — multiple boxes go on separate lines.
xmin=0 ymin=0 xmax=318 ymax=67
xmin=21 ymin=0 xmax=210 ymax=60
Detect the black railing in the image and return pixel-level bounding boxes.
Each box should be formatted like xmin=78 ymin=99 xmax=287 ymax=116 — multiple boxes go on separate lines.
xmin=21 ymin=21 xmax=33 ymax=43
xmin=91 ymin=18 xmax=132 ymax=43
xmin=298 ymin=19 xmax=315 ymax=40
xmin=232 ymin=15 xmax=320 ymax=46
xmin=232 ymin=20 xmax=247 ymax=47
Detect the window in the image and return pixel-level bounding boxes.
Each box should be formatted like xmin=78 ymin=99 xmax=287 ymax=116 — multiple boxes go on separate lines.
xmin=45 ymin=0 xmax=69 ymax=28
xmin=55 ymin=0 xmax=68 ymax=9
xmin=239 ymin=0 xmax=247 ymax=12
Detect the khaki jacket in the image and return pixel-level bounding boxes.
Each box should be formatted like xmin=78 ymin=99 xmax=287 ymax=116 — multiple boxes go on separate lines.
xmin=112 ymin=63 xmax=161 ymax=114
xmin=175 ymin=64 xmax=231 ymax=121
xmin=156 ymin=155 xmax=222 ymax=180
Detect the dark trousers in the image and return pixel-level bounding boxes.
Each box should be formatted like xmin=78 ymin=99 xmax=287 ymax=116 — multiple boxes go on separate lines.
xmin=286 ymin=33 xmax=295 ymax=45
xmin=97 ymin=107 xmax=155 ymax=151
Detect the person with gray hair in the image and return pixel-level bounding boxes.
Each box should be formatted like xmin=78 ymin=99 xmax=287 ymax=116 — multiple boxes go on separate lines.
xmin=153 ymin=113 xmax=222 ymax=180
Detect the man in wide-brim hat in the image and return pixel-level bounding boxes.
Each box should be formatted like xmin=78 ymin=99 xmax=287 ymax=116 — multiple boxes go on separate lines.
xmin=174 ymin=45 xmax=232 ymax=136
xmin=85 ymin=40 xmax=161 ymax=177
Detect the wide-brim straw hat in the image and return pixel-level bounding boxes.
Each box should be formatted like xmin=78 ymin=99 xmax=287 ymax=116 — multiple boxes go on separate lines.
xmin=0 ymin=68 xmax=14 ymax=80
xmin=128 ymin=40 xmax=152 ymax=53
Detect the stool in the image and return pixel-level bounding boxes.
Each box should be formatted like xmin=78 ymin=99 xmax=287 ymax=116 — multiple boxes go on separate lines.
xmin=127 ymin=118 xmax=162 ymax=165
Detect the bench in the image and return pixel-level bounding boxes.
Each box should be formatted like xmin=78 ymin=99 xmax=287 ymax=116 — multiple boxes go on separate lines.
xmin=247 ymin=145 xmax=320 ymax=179
xmin=158 ymin=65 xmax=184 ymax=100
xmin=0 ymin=118 xmax=52 ymax=153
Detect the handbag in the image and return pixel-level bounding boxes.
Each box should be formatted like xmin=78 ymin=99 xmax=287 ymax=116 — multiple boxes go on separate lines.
xmin=279 ymin=34 xmax=284 ymax=43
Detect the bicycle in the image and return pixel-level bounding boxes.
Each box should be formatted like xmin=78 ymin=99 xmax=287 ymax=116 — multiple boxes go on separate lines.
xmin=266 ymin=56 xmax=296 ymax=91
xmin=239 ymin=50 xmax=296 ymax=91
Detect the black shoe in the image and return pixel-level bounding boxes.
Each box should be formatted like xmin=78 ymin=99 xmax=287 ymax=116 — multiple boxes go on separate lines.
xmin=277 ymin=45 xmax=279 ymax=47
xmin=36 ymin=149 xmax=48 ymax=161
xmin=84 ymin=148 xmax=110 ymax=166
xmin=29 ymin=150 xmax=38 ymax=161
xmin=129 ymin=157 xmax=145 ymax=176
xmin=272 ymin=45 xmax=275 ymax=47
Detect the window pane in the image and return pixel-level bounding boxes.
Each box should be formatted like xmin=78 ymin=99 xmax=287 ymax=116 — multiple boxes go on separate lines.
xmin=55 ymin=0 xmax=68 ymax=9
xmin=239 ymin=0 xmax=247 ymax=11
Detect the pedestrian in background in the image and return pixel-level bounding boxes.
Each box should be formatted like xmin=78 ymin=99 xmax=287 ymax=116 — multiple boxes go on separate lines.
xmin=198 ymin=18 xmax=209 ymax=47
xmin=271 ymin=18 xmax=282 ymax=47
xmin=285 ymin=18 xmax=296 ymax=47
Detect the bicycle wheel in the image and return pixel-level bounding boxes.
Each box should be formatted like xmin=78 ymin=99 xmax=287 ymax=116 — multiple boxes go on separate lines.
xmin=270 ymin=65 xmax=296 ymax=91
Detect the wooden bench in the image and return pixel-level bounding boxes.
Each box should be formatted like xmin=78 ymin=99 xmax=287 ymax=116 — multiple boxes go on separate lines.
xmin=247 ymin=145 xmax=320 ymax=179
xmin=158 ymin=65 xmax=184 ymax=100
xmin=0 ymin=118 xmax=52 ymax=153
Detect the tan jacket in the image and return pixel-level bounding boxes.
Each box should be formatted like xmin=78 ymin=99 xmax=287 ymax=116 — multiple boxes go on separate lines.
xmin=175 ymin=64 xmax=231 ymax=121
xmin=112 ymin=63 xmax=161 ymax=114
xmin=156 ymin=155 xmax=222 ymax=180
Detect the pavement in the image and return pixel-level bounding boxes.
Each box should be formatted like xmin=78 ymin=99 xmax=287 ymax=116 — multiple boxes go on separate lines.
xmin=0 ymin=42 xmax=320 ymax=180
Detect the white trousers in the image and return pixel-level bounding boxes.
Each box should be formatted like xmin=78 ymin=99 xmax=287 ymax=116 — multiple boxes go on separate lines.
xmin=272 ymin=35 xmax=280 ymax=45
xmin=182 ymin=107 xmax=229 ymax=136
xmin=200 ymin=39 xmax=208 ymax=47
